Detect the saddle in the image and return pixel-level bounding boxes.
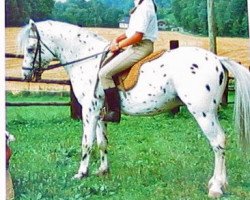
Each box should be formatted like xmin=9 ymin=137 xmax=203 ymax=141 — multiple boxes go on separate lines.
xmin=103 ymin=49 xmax=166 ymax=91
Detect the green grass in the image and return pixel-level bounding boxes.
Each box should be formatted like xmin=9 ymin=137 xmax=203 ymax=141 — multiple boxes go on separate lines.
xmin=6 ymin=92 xmax=250 ymax=200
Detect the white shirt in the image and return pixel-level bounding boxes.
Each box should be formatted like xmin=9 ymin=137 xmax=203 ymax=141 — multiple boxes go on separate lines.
xmin=126 ymin=0 xmax=158 ymax=42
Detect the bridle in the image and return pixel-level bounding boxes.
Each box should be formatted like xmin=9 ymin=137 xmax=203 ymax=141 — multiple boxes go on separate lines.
xmin=22 ymin=25 xmax=58 ymax=80
xmin=22 ymin=24 xmax=109 ymax=80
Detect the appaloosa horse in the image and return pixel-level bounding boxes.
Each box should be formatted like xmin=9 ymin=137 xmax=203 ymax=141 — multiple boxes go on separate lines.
xmin=18 ymin=20 xmax=250 ymax=198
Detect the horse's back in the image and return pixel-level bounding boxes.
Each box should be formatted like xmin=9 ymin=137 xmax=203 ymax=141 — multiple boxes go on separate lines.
xmin=163 ymin=47 xmax=227 ymax=109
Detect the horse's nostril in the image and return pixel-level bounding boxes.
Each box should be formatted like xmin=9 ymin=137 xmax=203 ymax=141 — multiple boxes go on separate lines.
xmin=22 ymin=72 xmax=31 ymax=80
xmin=22 ymin=74 xmax=28 ymax=80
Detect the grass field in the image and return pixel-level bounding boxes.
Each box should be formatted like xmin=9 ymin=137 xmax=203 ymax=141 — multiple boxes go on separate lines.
xmin=6 ymin=92 xmax=250 ymax=200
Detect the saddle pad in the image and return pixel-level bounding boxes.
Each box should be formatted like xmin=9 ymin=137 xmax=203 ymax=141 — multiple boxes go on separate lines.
xmin=114 ymin=49 xmax=166 ymax=91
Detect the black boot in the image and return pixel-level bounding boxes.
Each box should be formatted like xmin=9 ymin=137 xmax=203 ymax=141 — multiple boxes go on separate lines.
xmin=102 ymin=87 xmax=121 ymax=123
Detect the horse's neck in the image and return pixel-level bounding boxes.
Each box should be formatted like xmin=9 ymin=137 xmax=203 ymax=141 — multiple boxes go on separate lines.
xmin=62 ymin=36 xmax=106 ymax=82
xmin=52 ymin=30 xmax=107 ymax=63
xmin=40 ymin=22 xmax=108 ymax=80
xmin=46 ymin=24 xmax=108 ymax=97
xmin=38 ymin=22 xmax=107 ymax=63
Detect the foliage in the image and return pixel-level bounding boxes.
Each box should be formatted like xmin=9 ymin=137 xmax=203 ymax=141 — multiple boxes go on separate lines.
xmin=6 ymin=92 xmax=250 ymax=199
xmin=52 ymin=0 xmax=124 ymax=27
xmin=5 ymin=0 xmax=55 ymax=26
xmin=215 ymin=0 xmax=248 ymax=37
xmin=171 ymin=0 xmax=248 ymax=37
xmin=5 ymin=0 xmax=249 ymax=36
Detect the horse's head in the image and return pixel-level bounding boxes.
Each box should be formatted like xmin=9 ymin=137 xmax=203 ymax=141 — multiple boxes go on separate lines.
xmin=18 ymin=19 xmax=57 ymax=81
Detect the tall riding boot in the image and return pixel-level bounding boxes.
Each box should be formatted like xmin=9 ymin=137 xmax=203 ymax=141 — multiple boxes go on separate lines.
xmin=102 ymin=87 xmax=121 ymax=123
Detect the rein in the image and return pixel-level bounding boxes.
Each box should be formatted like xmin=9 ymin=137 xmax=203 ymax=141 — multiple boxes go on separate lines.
xmin=45 ymin=50 xmax=109 ymax=70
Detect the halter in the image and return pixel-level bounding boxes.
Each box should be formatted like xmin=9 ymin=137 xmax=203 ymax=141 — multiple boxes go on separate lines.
xmin=22 ymin=24 xmax=109 ymax=80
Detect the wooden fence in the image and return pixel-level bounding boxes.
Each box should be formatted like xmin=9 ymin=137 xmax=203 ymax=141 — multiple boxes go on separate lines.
xmin=6 ymin=40 xmax=247 ymax=118
xmin=5 ymin=54 xmax=82 ymax=119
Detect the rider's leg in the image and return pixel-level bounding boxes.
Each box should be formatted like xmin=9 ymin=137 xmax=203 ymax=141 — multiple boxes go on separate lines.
xmin=99 ymin=40 xmax=153 ymax=122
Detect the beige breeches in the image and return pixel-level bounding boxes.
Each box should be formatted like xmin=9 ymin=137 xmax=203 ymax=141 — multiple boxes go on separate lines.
xmin=99 ymin=39 xmax=153 ymax=89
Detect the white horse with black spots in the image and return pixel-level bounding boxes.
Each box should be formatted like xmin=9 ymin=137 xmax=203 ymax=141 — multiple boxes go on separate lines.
xmin=18 ymin=20 xmax=250 ymax=198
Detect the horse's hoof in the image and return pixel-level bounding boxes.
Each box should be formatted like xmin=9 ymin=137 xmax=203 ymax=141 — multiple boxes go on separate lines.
xmin=95 ymin=168 xmax=110 ymax=176
xmin=208 ymin=190 xmax=223 ymax=199
xmin=72 ymin=172 xmax=88 ymax=180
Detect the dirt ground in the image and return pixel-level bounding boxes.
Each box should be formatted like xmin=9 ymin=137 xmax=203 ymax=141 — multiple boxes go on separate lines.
xmin=5 ymin=27 xmax=250 ymax=93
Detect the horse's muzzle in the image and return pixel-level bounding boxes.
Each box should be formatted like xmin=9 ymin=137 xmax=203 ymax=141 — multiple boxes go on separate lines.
xmin=22 ymin=67 xmax=34 ymax=80
xmin=22 ymin=67 xmax=43 ymax=81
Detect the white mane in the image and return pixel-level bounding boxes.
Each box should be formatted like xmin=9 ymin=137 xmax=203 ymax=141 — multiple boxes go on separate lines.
xmin=17 ymin=24 xmax=30 ymax=53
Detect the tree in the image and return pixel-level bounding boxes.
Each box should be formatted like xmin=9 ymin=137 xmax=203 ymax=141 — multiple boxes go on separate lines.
xmin=28 ymin=0 xmax=55 ymax=21
xmin=5 ymin=0 xmax=248 ymax=37
xmin=5 ymin=0 xmax=30 ymax=26
xmin=228 ymin=0 xmax=248 ymax=36
xmin=5 ymin=0 xmax=54 ymax=26
xmin=170 ymin=0 xmax=248 ymax=37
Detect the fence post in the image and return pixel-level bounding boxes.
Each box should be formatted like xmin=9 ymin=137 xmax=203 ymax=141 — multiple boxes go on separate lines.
xmin=207 ymin=0 xmax=217 ymax=54
xmin=221 ymin=70 xmax=229 ymax=106
xmin=70 ymin=83 xmax=82 ymax=119
xmin=170 ymin=40 xmax=180 ymax=114
xmin=170 ymin=40 xmax=179 ymax=50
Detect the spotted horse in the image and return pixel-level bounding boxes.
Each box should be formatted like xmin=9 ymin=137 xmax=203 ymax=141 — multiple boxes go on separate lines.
xmin=18 ymin=20 xmax=250 ymax=198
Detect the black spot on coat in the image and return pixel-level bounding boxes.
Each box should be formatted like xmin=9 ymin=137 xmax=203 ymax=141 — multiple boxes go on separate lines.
xmin=192 ymin=64 xmax=199 ymax=68
xmin=205 ymin=84 xmax=211 ymax=91
xmin=219 ymin=72 xmax=224 ymax=85
xmin=82 ymin=154 xmax=87 ymax=160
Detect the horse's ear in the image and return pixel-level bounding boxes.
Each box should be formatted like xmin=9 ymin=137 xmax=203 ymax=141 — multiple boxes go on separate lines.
xmin=29 ymin=19 xmax=37 ymax=31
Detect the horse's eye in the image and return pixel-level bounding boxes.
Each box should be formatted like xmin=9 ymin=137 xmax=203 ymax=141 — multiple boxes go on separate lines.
xmin=27 ymin=48 xmax=34 ymax=54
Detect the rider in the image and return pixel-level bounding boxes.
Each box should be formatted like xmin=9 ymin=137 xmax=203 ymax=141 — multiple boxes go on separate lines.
xmin=99 ymin=0 xmax=158 ymax=122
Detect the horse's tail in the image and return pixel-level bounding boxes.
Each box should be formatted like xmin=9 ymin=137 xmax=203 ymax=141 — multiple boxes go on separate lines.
xmin=219 ymin=57 xmax=250 ymax=149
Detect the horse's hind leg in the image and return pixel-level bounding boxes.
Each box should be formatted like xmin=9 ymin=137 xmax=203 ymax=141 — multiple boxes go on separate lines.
xmin=190 ymin=109 xmax=227 ymax=198
xmin=96 ymin=120 xmax=109 ymax=175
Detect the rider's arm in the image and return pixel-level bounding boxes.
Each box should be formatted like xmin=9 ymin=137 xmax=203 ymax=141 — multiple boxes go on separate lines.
xmin=119 ymin=32 xmax=143 ymax=48
xmin=114 ymin=33 xmax=127 ymax=43
xmin=110 ymin=32 xmax=143 ymax=52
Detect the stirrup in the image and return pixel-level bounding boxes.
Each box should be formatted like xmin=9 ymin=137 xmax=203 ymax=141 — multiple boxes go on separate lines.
xmin=100 ymin=108 xmax=120 ymax=123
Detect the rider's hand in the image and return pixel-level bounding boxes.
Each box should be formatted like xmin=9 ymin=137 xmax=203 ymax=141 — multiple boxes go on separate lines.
xmin=109 ymin=42 xmax=120 ymax=53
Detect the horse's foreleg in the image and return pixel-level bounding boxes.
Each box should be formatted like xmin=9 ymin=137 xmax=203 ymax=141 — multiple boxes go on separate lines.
xmin=74 ymin=113 xmax=98 ymax=179
xmin=96 ymin=120 xmax=109 ymax=176
xmin=192 ymin=111 xmax=227 ymax=198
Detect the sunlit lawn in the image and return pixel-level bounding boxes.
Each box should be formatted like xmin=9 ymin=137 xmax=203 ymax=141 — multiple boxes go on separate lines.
xmin=6 ymin=92 xmax=250 ymax=200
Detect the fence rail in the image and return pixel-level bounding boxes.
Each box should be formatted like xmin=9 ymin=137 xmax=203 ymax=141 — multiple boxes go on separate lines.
xmin=6 ymin=77 xmax=70 ymax=85
xmin=6 ymin=76 xmax=82 ymax=119
xmin=6 ymin=77 xmax=71 ymax=107
xmin=6 ymin=102 xmax=70 ymax=107
xmin=5 ymin=52 xmax=82 ymax=119
xmin=5 ymin=53 xmax=24 ymax=59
